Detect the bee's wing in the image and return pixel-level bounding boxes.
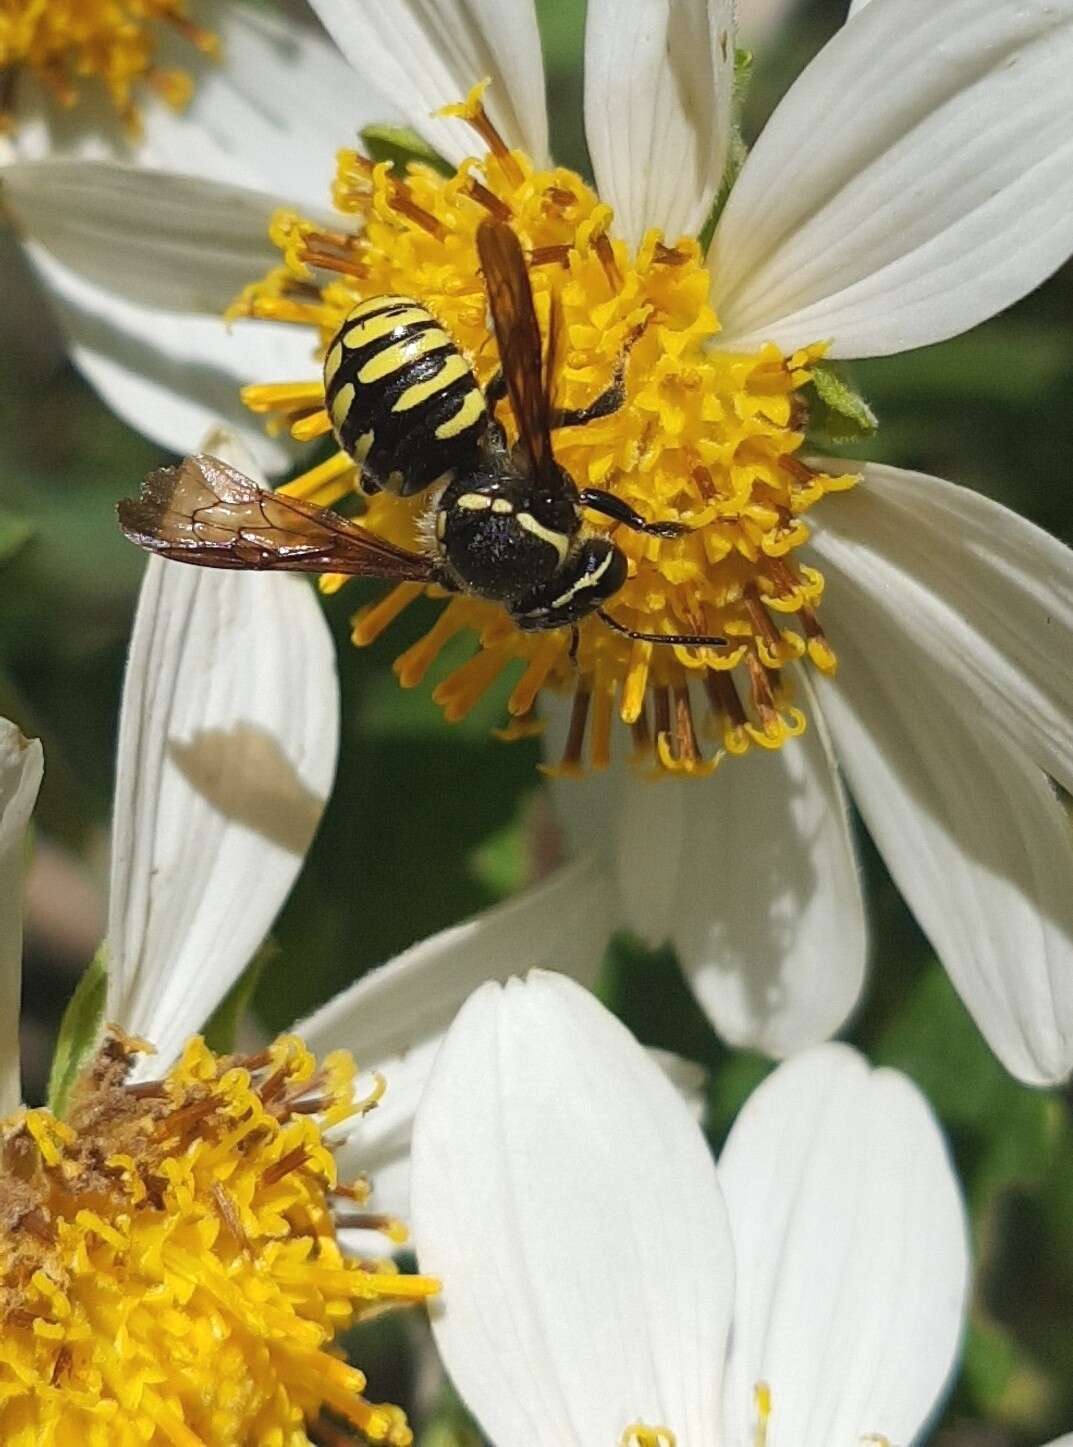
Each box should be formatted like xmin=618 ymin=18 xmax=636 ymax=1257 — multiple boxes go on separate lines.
xmin=117 ymin=454 xmax=434 ymax=581
xmin=543 ymin=284 xmax=564 ymax=421
xmin=476 ymin=219 xmax=556 ymax=479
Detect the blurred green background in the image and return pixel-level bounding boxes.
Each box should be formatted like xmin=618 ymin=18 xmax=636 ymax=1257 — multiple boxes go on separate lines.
xmin=2 ymin=0 xmax=1072 ymax=1441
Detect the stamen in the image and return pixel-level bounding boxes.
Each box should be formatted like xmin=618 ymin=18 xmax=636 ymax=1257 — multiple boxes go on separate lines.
xmin=528 ymin=243 xmax=572 ymax=268
xmin=593 ymin=230 xmax=623 ymax=291
xmin=439 ymin=79 xmax=524 ymax=187
xmin=591 ymin=681 xmax=614 ymax=771
xmin=544 ymin=687 xmax=591 ymax=778
xmin=465 ymin=177 xmax=513 ymax=220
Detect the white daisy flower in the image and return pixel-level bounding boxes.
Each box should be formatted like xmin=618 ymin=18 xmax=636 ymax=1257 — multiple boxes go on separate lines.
xmin=8 ymin=0 xmax=1073 ymax=1085
xmin=410 ymin=970 xmax=974 ymax=1447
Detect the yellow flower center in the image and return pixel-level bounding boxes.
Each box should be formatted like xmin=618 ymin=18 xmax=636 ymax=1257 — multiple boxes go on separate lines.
xmin=0 ymin=0 xmax=216 ymax=130
xmin=0 ymin=1028 xmax=436 ymax=1446
xmin=233 ymin=83 xmax=855 ymax=777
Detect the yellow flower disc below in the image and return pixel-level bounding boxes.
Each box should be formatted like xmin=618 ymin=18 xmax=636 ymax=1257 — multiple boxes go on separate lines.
xmin=0 ymin=0 xmax=216 ymax=129
xmin=233 ymin=84 xmax=857 ymax=776
xmin=0 ymin=1029 xmax=436 ymax=1446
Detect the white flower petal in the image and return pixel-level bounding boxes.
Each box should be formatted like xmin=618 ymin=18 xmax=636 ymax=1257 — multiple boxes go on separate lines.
xmin=811 ymin=462 xmax=1073 ymax=795
xmin=0 ymin=724 xmax=44 ymax=1115
xmin=584 ymin=0 xmax=735 ymax=247
xmin=544 ymin=686 xmax=866 ymax=1058
xmin=411 ymin=972 xmax=732 ymax=1447
xmin=304 ymin=0 xmax=548 ymax=166
xmin=845 ymin=0 xmax=872 ymax=14
xmin=106 ymin=431 xmax=338 ymax=1068
xmin=25 ymin=242 xmax=308 ymax=470
xmin=300 ymin=857 xmax=613 ymax=1208
xmin=673 ymin=679 xmax=867 ymax=1055
xmin=140 ymin=0 xmax=393 ymax=211
xmin=5 ymin=162 xmax=282 ymax=313
xmin=6 ymin=2 xmax=378 ymax=211
xmin=709 ymin=0 xmax=1073 ymax=356
xmin=719 ymin=1044 xmax=969 ymax=1447
xmin=809 ymin=473 xmax=1073 ymax=1084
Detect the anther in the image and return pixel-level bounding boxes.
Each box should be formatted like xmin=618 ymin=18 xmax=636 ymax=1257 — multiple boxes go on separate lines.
xmin=463 ymin=101 xmax=524 ymax=188
xmin=50 ymin=1346 xmax=72 ymax=1387
xmin=466 ymin=178 xmax=512 ymax=219
xmin=212 ymin=1182 xmax=250 ymax=1251
xmin=672 ymin=684 xmax=701 ymax=765
xmin=124 ymin=1079 xmax=169 ymax=1099
xmin=559 ymin=687 xmax=591 ymax=773
xmin=300 ymin=247 xmax=369 ymax=281
xmin=705 ymin=668 xmax=748 ymax=730
xmin=777 ymin=454 xmax=818 ymax=484
xmin=544 ymin=184 xmax=578 ymax=211
xmin=593 ymin=231 xmax=623 ymax=291
xmin=653 ymin=685 xmax=672 ymax=743
xmin=654 ymin=241 xmax=690 ymax=266
xmin=528 ymin=243 xmax=572 ymax=268
xmin=744 ymin=584 xmax=784 ymax=654
xmin=262 ymin=1147 xmax=311 ymax=1186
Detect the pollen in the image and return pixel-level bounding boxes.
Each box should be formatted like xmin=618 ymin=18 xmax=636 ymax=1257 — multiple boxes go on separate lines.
xmin=0 ymin=1029 xmax=436 ymax=1446
xmin=232 ymin=81 xmax=855 ymax=776
xmin=0 ymin=0 xmax=217 ymax=131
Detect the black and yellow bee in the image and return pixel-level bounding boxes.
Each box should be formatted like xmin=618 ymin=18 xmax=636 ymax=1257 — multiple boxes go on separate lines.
xmin=117 ymin=220 xmax=723 ymax=649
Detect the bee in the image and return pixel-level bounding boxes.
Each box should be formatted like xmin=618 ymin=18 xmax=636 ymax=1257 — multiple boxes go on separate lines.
xmin=117 ymin=220 xmax=724 ymax=650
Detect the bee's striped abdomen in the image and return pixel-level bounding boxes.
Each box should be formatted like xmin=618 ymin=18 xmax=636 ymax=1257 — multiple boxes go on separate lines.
xmin=323 ymin=295 xmax=487 ymax=497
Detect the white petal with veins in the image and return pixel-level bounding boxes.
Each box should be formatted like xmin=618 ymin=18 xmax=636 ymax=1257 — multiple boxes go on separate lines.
xmin=709 ymin=0 xmax=1073 ymax=356
xmin=585 ymin=0 xmax=735 ymax=247
xmin=719 ymin=1044 xmax=969 ymax=1447
xmin=411 ymin=972 xmax=731 ymax=1447
xmin=303 ymin=0 xmax=548 ymax=166
xmin=106 ymin=431 xmax=338 ymax=1069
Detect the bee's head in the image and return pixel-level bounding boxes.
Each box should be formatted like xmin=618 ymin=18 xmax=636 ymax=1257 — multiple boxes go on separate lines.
xmin=509 ymin=536 xmax=628 ymax=631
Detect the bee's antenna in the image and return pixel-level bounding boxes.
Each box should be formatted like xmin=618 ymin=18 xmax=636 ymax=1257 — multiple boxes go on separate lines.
xmin=597 ymin=610 xmax=727 ymax=649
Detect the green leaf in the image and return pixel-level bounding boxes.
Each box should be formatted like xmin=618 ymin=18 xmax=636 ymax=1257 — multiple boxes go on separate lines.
xmin=805 ymin=361 xmax=878 ymax=446
xmin=203 ymin=938 xmax=279 ymax=1054
xmin=360 ymin=123 xmax=453 ymax=177
xmin=47 ymin=947 xmax=107 ymax=1117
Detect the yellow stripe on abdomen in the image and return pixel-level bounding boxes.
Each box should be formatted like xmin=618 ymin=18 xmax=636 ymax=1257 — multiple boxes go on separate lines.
xmin=358 ymin=329 xmax=452 ymax=385
xmin=393 ymin=353 xmax=473 ymax=412
xmin=435 ymin=388 xmax=486 ymax=440
xmin=343 ymin=306 xmax=432 ymax=350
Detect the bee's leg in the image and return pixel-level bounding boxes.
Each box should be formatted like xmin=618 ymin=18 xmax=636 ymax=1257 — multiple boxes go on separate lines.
xmin=578 ymin=488 xmax=689 ymax=539
xmin=550 ymin=358 xmax=626 ymax=430
xmin=485 ymin=369 xmax=508 ymax=407
xmin=569 ymin=624 xmax=580 ymax=664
